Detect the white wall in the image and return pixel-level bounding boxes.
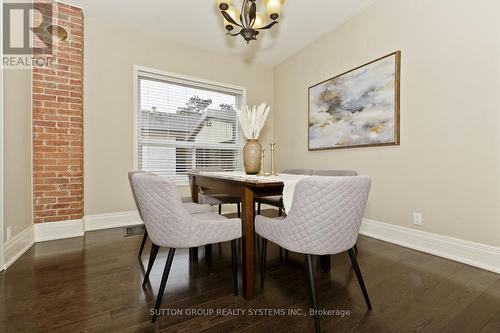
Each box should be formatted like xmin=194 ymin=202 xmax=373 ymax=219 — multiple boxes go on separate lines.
xmin=274 ymin=0 xmax=500 ymax=247
xmin=84 ymin=16 xmax=274 ymax=215
xmin=3 ymin=69 xmax=32 ymax=241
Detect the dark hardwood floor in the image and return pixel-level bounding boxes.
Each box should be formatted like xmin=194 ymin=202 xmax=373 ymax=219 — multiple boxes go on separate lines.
xmin=1 ymin=211 xmax=499 ymax=333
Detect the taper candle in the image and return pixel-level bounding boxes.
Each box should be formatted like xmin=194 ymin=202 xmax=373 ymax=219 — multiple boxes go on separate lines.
xmin=270 ymin=143 xmax=276 ymax=175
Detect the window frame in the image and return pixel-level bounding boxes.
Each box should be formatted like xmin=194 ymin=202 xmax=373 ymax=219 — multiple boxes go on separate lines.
xmin=132 ymin=65 xmax=246 ymax=185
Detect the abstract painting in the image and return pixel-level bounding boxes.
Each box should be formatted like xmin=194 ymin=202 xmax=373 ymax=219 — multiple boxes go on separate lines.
xmin=308 ymin=51 xmax=400 ymax=150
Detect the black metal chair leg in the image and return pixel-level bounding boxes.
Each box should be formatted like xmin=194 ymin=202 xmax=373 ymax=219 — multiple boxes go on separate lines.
xmin=231 ymin=239 xmax=238 ymax=296
xmin=306 ymin=254 xmax=320 ymax=333
xmin=260 ymin=238 xmax=267 ymax=290
xmin=348 ymin=248 xmax=372 ymax=310
xmin=354 ymin=244 xmax=358 ymax=255
xmin=205 ymin=244 xmax=212 ymax=268
xmin=152 ymin=248 xmax=176 ymax=323
xmin=142 ymin=244 xmax=159 ymax=287
xmin=278 ymin=207 xmax=282 ymax=217
xmin=279 ymin=248 xmax=283 ymax=260
xmin=138 ymin=231 xmax=148 ymax=258
xmin=189 ymin=247 xmax=198 ymax=261
xmin=218 ymin=204 xmax=222 ymax=214
xmin=237 ymin=203 xmax=241 ymax=218
xmin=257 ymin=202 xmax=261 ymax=215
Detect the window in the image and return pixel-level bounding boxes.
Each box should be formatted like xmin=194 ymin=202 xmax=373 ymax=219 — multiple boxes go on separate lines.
xmin=135 ymin=67 xmax=244 ymax=185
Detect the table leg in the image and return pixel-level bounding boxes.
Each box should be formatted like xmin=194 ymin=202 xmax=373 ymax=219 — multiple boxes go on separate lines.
xmin=190 ymin=177 xmax=199 ymax=203
xmin=190 ymin=177 xmax=199 ymax=262
xmin=241 ymin=186 xmax=255 ymax=300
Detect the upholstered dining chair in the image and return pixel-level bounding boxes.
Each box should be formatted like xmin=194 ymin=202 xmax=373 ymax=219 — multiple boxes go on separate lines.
xmin=254 ymin=168 xmax=314 ymax=215
xmin=128 ymin=171 xmax=212 ymax=258
xmin=130 ymin=173 xmax=241 ymax=323
xmin=311 ymin=170 xmax=360 ymax=254
xmin=188 ymin=167 xmax=242 ymax=217
xmin=312 ymin=170 xmax=358 ymax=177
xmin=256 ymin=176 xmax=372 ymax=333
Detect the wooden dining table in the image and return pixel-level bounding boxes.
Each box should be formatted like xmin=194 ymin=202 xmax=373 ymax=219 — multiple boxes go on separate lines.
xmin=188 ymin=171 xmax=332 ymax=300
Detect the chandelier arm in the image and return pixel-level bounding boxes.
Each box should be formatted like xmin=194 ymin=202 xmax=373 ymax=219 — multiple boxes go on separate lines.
xmin=257 ymin=21 xmax=278 ymax=30
xmin=241 ymin=0 xmax=249 ymax=27
xmin=249 ymin=1 xmax=257 ymax=27
xmin=227 ymin=30 xmax=243 ymax=37
xmin=221 ymin=11 xmax=242 ymax=27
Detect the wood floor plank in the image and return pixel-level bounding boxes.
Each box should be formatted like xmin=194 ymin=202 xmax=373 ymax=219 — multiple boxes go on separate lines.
xmin=0 ymin=210 xmax=498 ymax=333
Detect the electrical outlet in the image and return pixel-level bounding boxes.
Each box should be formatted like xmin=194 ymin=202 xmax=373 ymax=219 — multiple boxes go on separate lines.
xmin=413 ymin=213 xmax=423 ymax=226
xmin=6 ymin=226 xmax=12 ymax=242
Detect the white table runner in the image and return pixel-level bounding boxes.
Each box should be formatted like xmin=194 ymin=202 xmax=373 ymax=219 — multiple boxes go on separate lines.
xmin=198 ymin=171 xmax=310 ymax=214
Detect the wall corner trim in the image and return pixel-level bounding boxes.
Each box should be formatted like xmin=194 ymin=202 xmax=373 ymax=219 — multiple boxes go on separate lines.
xmin=360 ymin=218 xmax=500 ymax=274
xmin=4 ymin=225 xmax=35 ymax=270
xmin=34 ymin=219 xmax=84 ymax=242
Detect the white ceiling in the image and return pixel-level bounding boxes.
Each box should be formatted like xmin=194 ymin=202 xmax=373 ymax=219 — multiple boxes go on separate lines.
xmin=62 ymin=0 xmax=376 ymax=66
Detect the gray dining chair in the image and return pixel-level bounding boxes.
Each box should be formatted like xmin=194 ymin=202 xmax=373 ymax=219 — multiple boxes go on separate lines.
xmin=128 ymin=171 xmax=212 ymax=258
xmin=188 ymin=167 xmax=242 ymax=217
xmin=256 ymin=176 xmax=372 ymax=333
xmin=311 ymin=170 xmax=360 ymax=254
xmin=254 ymin=168 xmax=314 ymax=215
xmin=312 ymin=170 xmax=358 ymax=177
xmin=130 ymin=173 xmax=241 ymax=323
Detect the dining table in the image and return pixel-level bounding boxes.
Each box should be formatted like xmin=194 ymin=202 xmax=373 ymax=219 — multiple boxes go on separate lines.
xmin=188 ymin=171 xmax=332 ymax=300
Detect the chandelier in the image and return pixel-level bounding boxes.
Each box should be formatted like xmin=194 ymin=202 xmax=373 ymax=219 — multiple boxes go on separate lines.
xmin=217 ymin=0 xmax=284 ymax=43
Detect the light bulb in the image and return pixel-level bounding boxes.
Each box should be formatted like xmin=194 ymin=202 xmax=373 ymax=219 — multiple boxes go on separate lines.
xmin=253 ymin=12 xmax=266 ymax=29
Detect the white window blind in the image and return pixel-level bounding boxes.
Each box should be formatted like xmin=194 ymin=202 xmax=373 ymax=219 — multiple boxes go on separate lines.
xmin=136 ymin=69 xmax=243 ymax=185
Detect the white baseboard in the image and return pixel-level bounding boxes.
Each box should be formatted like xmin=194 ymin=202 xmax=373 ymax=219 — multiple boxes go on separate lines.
xmin=34 ymin=219 xmax=84 ymax=242
xmin=84 ymin=211 xmax=142 ymax=231
xmin=7 ymin=212 xmax=500 ymax=276
xmin=360 ymin=218 xmax=500 ymax=274
xmin=4 ymin=225 xmax=35 ymax=269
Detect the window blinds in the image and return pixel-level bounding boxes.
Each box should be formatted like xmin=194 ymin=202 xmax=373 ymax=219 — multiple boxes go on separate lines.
xmin=136 ymin=70 xmax=243 ymax=185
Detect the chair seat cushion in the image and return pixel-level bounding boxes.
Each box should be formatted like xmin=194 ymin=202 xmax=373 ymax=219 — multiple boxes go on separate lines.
xmin=192 ymin=213 xmax=242 ymax=246
xmin=183 ymin=202 xmax=212 ymax=214
xmin=199 ymin=193 xmax=241 ymax=205
xmin=255 ymin=195 xmax=282 ymax=206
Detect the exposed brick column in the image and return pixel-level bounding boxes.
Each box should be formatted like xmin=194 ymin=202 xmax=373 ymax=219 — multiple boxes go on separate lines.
xmin=32 ymin=2 xmax=84 ymax=223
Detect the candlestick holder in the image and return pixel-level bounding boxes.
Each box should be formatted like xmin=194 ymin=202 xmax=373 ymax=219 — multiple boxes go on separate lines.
xmin=270 ymin=143 xmax=276 ymax=175
xmin=258 ymin=148 xmax=266 ymax=176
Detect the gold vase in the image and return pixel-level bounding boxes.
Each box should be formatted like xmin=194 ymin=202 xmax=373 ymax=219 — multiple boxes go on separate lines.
xmin=243 ymin=139 xmax=261 ymax=174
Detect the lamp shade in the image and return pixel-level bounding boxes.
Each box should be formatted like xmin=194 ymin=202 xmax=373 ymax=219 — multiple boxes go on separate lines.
xmin=265 ymin=0 xmax=284 ymax=19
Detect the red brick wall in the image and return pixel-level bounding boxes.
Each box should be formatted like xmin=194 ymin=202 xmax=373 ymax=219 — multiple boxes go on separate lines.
xmin=32 ymin=2 xmax=84 ymax=223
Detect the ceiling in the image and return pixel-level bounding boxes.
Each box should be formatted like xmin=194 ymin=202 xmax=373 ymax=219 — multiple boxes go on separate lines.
xmin=62 ymin=0 xmax=376 ymax=66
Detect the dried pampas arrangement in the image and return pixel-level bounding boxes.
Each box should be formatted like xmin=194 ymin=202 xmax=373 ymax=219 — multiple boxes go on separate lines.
xmin=236 ymin=102 xmax=270 ymax=140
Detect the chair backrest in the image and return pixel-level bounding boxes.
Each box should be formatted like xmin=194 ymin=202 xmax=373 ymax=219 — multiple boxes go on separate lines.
xmin=312 ymin=170 xmax=358 ymax=176
xmin=130 ymin=173 xmax=193 ymax=247
xmin=281 ymin=168 xmax=314 ymax=175
xmin=284 ymin=176 xmax=371 ymax=255
xmin=128 ymin=171 xmax=157 ymax=220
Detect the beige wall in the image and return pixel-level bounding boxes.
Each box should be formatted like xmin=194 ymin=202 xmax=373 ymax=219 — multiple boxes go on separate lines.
xmin=3 ymin=69 xmax=32 ymax=241
xmin=274 ymin=0 xmax=500 ymax=247
xmin=84 ymin=17 xmax=274 ymax=215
